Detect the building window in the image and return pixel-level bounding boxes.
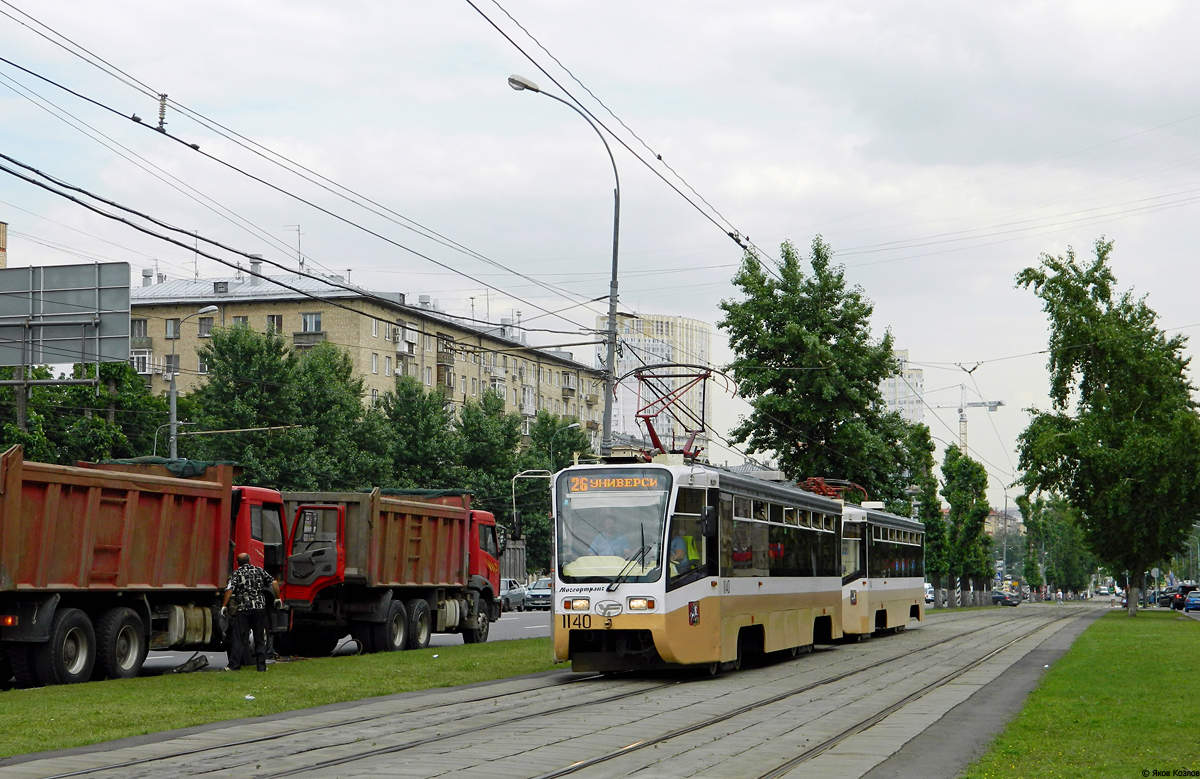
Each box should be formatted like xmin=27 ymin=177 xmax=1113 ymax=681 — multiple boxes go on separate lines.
xmin=164 ymin=353 xmax=180 ymax=375
xmin=233 ymin=315 xmax=249 ymax=328
xmin=165 ymin=318 xmax=180 ymax=339
xmin=384 ymin=323 xmax=392 ymax=342
xmin=424 ymin=334 xmax=432 ymax=351
xmin=130 ymin=350 xmax=151 ymax=374
xmin=198 ymin=354 xmax=209 ymax=375
xmin=266 ymin=314 xmax=282 ymax=333
xmin=372 ymin=319 xmax=379 ymax=338
xmin=371 ymin=353 xmax=379 ymax=374
xmin=301 ymin=312 xmax=322 ymax=333
xmin=461 ymin=376 xmax=467 ymax=394
xmin=371 ymin=388 xmax=379 ymax=407
xmin=198 ymin=317 xmax=213 ymax=337
xmin=385 ymin=356 xmax=392 ymax=376
xmin=424 ymin=366 xmax=433 ymax=386
xmin=471 ymin=377 xmax=477 ymax=395
xmin=131 ymin=319 xmax=148 ymax=339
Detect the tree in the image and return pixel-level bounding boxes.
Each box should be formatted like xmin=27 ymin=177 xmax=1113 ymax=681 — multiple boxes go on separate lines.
xmin=941 ymin=444 xmax=991 ymax=605
xmin=1015 ymin=238 xmax=1200 ymax=615
xmin=718 ymin=237 xmax=912 ymax=504
xmin=517 ymin=411 xmax=595 ymax=572
xmin=454 ymin=390 xmax=522 ymax=526
xmin=381 ymin=375 xmax=460 ymax=488
xmin=903 ymin=423 xmax=950 ymax=605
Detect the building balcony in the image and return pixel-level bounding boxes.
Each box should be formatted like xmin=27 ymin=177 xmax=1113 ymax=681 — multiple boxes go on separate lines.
xmin=131 ymin=336 xmax=153 ymax=350
xmin=585 ymin=420 xmax=600 ymax=431
xmin=584 ymin=393 xmax=599 ymax=407
xmin=293 ymin=331 xmax=326 ymax=348
xmin=519 ymin=402 xmax=536 ymax=416
xmin=436 ymin=350 xmax=455 ymax=367
xmin=561 ymin=386 xmax=576 ymax=398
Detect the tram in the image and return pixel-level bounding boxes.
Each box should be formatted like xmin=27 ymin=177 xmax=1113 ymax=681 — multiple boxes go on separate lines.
xmin=840 ymin=503 xmax=926 ymax=638
xmin=551 ymin=459 xmax=851 ymax=673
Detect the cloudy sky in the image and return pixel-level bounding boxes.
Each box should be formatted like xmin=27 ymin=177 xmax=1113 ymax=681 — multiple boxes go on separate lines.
xmin=3 ymin=1 xmax=1199 ymax=507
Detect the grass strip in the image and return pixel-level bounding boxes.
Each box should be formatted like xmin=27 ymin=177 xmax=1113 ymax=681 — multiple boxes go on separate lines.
xmin=964 ymin=609 xmax=1200 ymax=779
xmin=0 ymin=637 xmax=555 ymax=758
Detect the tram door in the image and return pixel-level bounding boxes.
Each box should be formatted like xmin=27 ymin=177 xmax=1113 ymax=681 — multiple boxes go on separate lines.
xmin=841 ymin=516 xmax=870 ymax=636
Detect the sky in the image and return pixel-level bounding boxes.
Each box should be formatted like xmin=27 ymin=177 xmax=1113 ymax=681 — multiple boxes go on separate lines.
xmin=3 ymin=1 xmax=1200 ymax=509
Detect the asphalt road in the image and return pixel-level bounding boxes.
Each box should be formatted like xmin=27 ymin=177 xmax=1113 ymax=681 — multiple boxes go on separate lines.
xmin=142 ymin=608 xmax=553 ymax=675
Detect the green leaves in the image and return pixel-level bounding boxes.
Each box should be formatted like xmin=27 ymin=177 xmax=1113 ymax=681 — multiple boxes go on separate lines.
xmin=719 ymin=236 xmax=917 ymax=506
xmin=1016 ymin=238 xmax=1200 ymax=608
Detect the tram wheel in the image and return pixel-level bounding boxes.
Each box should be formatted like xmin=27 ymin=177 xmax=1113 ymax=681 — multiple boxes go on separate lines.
xmin=707 ymin=661 xmax=721 ymax=676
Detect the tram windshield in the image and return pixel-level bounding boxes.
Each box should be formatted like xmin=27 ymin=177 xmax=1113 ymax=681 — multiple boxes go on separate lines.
xmin=555 ymin=468 xmax=671 ymax=584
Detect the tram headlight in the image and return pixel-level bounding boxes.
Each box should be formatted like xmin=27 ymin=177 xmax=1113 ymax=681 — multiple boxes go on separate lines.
xmin=563 ymin=598 xmax=590 ymax=611
xmin=627 ymin=598 xmax=655 ymax=611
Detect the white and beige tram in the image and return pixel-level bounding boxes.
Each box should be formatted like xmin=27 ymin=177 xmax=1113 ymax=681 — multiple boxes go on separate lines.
xmin=551 ymin=459 xmax=855 ymax=673
xmin=840 ymin=503 xmax=926 ymax=638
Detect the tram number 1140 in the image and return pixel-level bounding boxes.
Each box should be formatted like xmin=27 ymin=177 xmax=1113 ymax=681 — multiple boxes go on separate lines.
xmin=561 ymin=614 xmax=593 ymax=629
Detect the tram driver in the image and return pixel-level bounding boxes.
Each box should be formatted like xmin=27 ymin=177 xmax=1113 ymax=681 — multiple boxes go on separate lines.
xmin=669 ymin=535 xmax=702 ymax=578
xmin=588 ymin=516 xmax=632 ymax=558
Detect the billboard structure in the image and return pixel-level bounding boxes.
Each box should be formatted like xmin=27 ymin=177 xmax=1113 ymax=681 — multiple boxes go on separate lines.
xmin=0 ymin=262 xmax=131 ymax=379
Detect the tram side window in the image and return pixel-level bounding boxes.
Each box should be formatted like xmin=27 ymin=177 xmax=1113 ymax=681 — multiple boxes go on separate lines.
xmin=667 ymin=488 xmax=710 ymax=589
xmin=841 ymin=522 xmax=864 ymax=581
xmin=867 ymin=533 xmax=925 ymax=578
xmin=719 ymin=494 xmax=734 ymax=572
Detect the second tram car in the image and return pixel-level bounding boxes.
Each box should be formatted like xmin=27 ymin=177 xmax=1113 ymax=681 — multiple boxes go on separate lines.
xmin=840 ymin=503 xmax=926 ymax=638
xmin=552 ymin=460 xmax=866 ymax=673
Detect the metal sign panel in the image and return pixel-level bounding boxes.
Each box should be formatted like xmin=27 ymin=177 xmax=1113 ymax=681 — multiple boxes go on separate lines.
xmin=0 ymin=263 xmax=131 ymax=367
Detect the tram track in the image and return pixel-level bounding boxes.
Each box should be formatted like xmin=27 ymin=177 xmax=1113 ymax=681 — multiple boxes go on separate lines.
xmin=32 ymin=674 xmax=673 ymax=779
xmin=15 ymin=609 xmax=1068 ymax=779
xmin=243 ymin=610 xmax=1049 ymax=779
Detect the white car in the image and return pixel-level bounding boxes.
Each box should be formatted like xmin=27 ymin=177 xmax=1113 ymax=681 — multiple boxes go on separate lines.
xmin=924 ymin=583 xmax=935 ymax=604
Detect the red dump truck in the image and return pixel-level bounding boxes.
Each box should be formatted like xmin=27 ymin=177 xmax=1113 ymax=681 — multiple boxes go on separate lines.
xmin=277 ymin=490 xmax=502 ymax=655
xmin=0 ymin=447 xmax=503 ymax=688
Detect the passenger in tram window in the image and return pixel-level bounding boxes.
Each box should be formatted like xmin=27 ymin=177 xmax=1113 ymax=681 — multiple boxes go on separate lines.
xmin=588 ymin=516 xmax=632 ymax=557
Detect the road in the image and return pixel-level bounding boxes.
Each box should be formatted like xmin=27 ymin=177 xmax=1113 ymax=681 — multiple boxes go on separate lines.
xmin=141 ymin=609 xmax=553 ymax=675
xmin=2 ymin=604 xmax=1103 ymax=779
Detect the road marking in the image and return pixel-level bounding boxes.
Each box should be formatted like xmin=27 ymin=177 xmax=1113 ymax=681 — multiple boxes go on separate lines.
xmin=524 ymin=625 xmax=549 ymax=630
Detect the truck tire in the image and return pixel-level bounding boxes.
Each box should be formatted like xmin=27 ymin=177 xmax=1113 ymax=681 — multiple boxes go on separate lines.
xmin=405 ymin=599 xmax=431 ymax=650
xmin=94 ymin=607 xmax=147 ymax=680
xmin=372 ymin=600 xmax=408 ymax=652
xmin=34 ymin=608 xmax=96 ymax=685
xmin=350 ymin=622 xmax=376 ymax=654
xmin=7 ymin=644 xmax=40 ymax=688
xmin=462 ymin=604 xmax=490 ymax=644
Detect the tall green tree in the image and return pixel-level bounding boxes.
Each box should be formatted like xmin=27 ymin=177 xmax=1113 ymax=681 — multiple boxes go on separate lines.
xmin=941 ymin=444 xmax=991 ymax=605
xmin=454 ymin=390 xmax=522 ymax=525
xmin=517 ymin=411 xmax=595 ymax=572
xmin=718 ymin=236 xmax=911 ymax=504
xmin=381 ymin=375 xmax=460 ymax=488
xmin=903 ymin=423 xmax=949 ymax=603
xmin=1015 ymin=238 xmax=1200 ymax=614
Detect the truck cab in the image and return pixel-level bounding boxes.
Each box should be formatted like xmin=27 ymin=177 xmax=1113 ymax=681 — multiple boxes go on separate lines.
xmin=468 ymin=510 xmax=502 ymax=620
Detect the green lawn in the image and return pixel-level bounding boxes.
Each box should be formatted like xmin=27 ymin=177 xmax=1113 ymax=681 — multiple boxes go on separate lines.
xmin=964 ymin=610 xmax=1200 ymax=779
xmin=0 ymin=638 xmax=555 ymax=758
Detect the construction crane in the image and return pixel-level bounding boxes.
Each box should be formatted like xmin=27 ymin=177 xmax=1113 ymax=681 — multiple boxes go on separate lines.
xmin=930 ymin=384 xmax=1004 ymax=450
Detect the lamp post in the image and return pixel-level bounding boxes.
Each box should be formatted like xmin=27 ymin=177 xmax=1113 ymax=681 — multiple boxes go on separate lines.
xmin=508 ymin=74 xmax=620 ymax=457
xmin=550 ymin=422 xmax=582 ymax=473
xmin=169 ymin=305 xmax=218 ymax=459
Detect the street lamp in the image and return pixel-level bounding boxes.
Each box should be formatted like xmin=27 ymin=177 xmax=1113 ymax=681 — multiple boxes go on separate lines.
xmin=509 ymin=74 xmax=621 ymax=457
xmin=168 ymin=305 xmax=218 ymax=459
xmin=550 ymin=422 xmax=582 ymax=473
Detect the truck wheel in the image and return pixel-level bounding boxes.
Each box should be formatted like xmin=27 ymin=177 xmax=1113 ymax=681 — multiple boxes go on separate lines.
xmin=7 ymin=644 xmax=40 ymax=688
xmin=405 ymin=599 xmax=431 ymax=650
xmin=462 ymin=605 xmax=490 ymax=644
xmin=34 ymin=608 xmax=96 ymax=685
xmin=350 ymin=622 xmax=376 ymax=654
xmin=94 ymin=607 xmax=147 ymax=680
xmin=373 ymin=600 xmax=408 ymax=652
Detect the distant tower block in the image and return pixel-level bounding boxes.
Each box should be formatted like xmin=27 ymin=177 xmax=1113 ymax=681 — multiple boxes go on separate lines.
xmin=0 ymin=222 xmax=7 ymax=269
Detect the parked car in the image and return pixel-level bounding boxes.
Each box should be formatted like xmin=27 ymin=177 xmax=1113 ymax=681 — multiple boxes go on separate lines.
xmin=527 ymin=577 xmax=552 ymax=610
xmin=1171 ymin=584 xmax=1198 ymax=610
xmin=1184 ymin=590 xmax=1200 ymax=613
xmin=991 ymin=589 xmax=1020 ymax=606
xmin=924 ymin=583 xmax=935 ymax=604
xmin=1158 ymin=587 xmax=1179 ymax=608
xmin=500 ymin=578 xmax=528 ymax=612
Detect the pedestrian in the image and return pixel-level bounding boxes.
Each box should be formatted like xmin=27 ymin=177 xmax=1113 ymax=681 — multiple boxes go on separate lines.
xmin=222 ymin=552 xmax=283 ymax=672
xmin=1055 ymin=588 xmax=1063 ymax=604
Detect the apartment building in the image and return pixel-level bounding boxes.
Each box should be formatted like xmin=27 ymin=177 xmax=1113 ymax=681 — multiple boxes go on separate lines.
xmin=879 ymin=349 xmax=924 ymax=424
xmin=130 ymin=265 xmax=605 ymax=444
